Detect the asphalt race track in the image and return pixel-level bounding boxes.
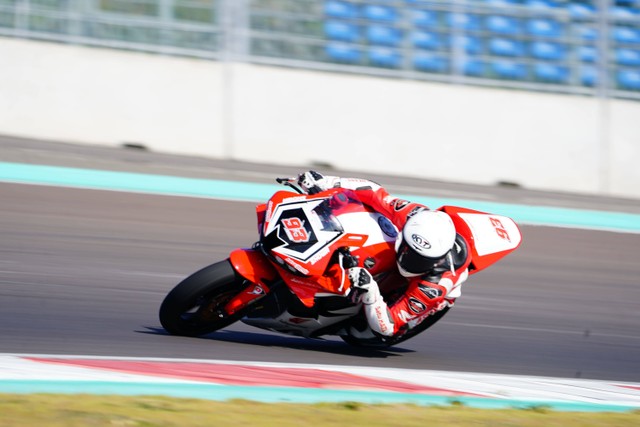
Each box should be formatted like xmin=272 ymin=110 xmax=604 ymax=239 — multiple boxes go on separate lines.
xmin=1 ymin=137 xmax=639 ymax=383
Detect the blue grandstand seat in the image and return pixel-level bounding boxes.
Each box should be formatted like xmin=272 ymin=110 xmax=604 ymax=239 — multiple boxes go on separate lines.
xmin=618 ymin=69 xmax=640 ymax=90
xmin=461 ymin=59 xmax=486 ymax=77
xmin=576 ymin=26 xmax=598 ymax=41
xmin=324 ymin=0 xmax=357 ymax=19
xmin=577 ymin=45 xmax=597 ymax=62
xmin=412 ymin=31 xmax=443 ymax=50
xmin=489 ymin=38 xmax=525 ymax=57
xmin=362 ymin=5 xmax=397 ymax=22
xmin=530 ymin=41 xmax=566 ymax=60
xmin=615 ymin=0 xmax=636 ymax=7
xmin=414 ymin=53 xmax=449 ymax=73
xmin=451 ymin=35 xmax=482 ymax=55
xmin=369 ymin=47 xmax=402 ymax=68
xmin=580 ymin=66 xmax=597 ymax=86
xmin=492 ymin=60 xmax=528 ymax=80
xmin=485 ymin=15 xmax=521 ymax=35
xmin=324 ymin=21 xmax=359 ymax=42
xmin=482 ymin=0 xmax=523 ymax=6
xmin=534 ymin=63 xmax=569 ymax=83
xmin=527 ymin=18 xmax=563 ymax=38
xmin=613 ymin=27 xmax=640 ymax=44
xmin=326 ymin=43 xmax=361 ymax=63
xmin=568 ymin=3 xmax=596 ymax=19
xmin=525 ymin=0 xmax=560 ymax=10
xmin=412 ymin=9 xmax=439 ymax=29
xmin=610 ymin=6 xmax=640 ymax=21
xmin=616 ymin=48 xmax=640 ymax=65
xmin=367 ymin=25 xmax=402 ymax=46
xmin=447 ymin=13 xmax=480 ymax=30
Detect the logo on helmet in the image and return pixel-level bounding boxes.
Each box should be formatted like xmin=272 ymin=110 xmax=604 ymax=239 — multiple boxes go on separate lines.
xmin=411 ymin=234 xmax=431 ymax=249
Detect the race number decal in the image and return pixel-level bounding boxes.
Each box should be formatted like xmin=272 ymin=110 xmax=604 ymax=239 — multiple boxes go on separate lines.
xmin=458 ymin=213 xmax=521 ymax=256
xmin=262 ymin=198 xmax=342 ymax=264
xmin=489 ymin=217 xmax=511 ymax=242
xmin=282 ymin=217 xmax=310 ymax=243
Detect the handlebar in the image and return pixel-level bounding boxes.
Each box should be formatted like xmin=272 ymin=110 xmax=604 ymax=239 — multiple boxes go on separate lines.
xmin=276 ymin=177 xmax=305 ymax=194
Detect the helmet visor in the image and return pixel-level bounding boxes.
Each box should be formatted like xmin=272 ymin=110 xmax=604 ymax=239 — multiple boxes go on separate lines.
xmin=396 ymin=238 xmax=447 ymax=275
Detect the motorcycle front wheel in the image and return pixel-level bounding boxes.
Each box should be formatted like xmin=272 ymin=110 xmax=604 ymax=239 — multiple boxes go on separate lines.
xmin=159 ymin=259 xmax=247 ymax=337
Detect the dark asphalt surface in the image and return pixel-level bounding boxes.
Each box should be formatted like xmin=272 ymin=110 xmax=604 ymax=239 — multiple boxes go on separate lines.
xmin=1 ymin=136 xmax=640 ymax=382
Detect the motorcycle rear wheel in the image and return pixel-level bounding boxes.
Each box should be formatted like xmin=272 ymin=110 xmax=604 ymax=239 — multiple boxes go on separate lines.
xmin=159 ymin=259 xmax=246 ymax=337
xmin=341 ymin=306 xmax=450 ymax=348
xmin=389 ymin=305 xmax=450 ymax=346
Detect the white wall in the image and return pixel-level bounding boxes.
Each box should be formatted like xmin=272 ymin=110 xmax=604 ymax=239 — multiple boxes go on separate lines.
xmin=0 ymin=38 xmax=226 ymax=158
xmin=1 ymin=37 xmax=639 ymax=198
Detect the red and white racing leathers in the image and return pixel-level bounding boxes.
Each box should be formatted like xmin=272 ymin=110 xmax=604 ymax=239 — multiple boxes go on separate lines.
xmin=328 ymin=177 xmax=472 ymax=338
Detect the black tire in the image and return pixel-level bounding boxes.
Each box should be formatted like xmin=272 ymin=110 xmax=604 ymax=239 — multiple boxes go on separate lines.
xmin=340 ymin=306 xmax=450 ymax=348
xmin=389 ymin=305 xmax=450 ymax=346
xmin=340 ymin=333 xmax=391 ymax=349
xmin=159 ymin=259 xmax=247 ymax=337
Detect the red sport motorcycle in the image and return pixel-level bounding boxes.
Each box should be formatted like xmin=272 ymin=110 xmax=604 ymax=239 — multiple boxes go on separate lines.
xmin=159 ymin=178 xmax=522 ymax=347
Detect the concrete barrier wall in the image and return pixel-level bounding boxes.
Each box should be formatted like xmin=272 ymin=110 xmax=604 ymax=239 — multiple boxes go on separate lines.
xmin=1 ymin=37 xmax=638 ymax=198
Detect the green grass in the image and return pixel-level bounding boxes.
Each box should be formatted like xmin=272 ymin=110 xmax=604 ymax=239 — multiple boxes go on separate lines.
xmin=1 ymin=394 xmax=639 ymax=427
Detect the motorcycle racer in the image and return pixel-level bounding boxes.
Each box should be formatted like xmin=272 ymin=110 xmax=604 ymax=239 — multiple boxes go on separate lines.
xmin=297 ymin=171 xmax=472 ymax=341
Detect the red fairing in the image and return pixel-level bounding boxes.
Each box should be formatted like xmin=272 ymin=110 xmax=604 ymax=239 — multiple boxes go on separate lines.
xmin=440 ymin=206 xmax=522 ymax=273
xmin=260 ymin=189 xmax=381 ymax=279
xmin=224 ymin=248 xmax=279 ymax=315
xmin=257 ymin=188 xmax=400 ymax=305
xmin=255 ymin=203 xmax=267 ymax=235
xmin=229 ymin=248 xmax=278 ymax=286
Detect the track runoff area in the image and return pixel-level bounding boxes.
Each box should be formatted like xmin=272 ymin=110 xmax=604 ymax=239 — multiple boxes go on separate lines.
xmin=1 ymin=161 xmax=640 ymax=411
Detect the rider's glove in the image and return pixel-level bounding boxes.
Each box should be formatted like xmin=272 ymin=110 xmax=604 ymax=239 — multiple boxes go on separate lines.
xmin=298 ymin=170 xmax=331 ymax=194
xmin=339 ymin=248 xmax=359 ymax=269
xmin=348 ymin=267 xmax=380 ymax=305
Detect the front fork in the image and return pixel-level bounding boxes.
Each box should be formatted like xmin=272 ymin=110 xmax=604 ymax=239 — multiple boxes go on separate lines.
xmin=223 ymin=248 xmax=278 ymax=315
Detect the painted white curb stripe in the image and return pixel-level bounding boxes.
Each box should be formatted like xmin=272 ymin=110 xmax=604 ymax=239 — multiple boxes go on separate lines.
xmin=1 ymin=354 xmax=639 ymax=410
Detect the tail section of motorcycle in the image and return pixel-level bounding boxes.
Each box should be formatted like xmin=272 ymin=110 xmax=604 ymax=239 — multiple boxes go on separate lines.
xmin=440 ymin=206 xmax=522 ymax=273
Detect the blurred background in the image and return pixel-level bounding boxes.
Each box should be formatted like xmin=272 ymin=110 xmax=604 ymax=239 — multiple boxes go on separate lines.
xmin=1 ymin=1 xmax=640 ymax=384
xmin=0 ymin=0 xmax=639 ymax=197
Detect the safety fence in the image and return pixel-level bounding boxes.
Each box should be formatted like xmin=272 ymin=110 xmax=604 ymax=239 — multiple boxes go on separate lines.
xmin=0 ymin=0 xmax=639 ymax=99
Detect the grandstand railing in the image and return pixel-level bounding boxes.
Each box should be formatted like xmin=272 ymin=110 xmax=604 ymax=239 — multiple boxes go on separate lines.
xmin=0 ymin=0 xmax=638 ymax=100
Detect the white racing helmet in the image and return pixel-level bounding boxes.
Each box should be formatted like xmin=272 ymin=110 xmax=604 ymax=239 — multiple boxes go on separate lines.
xmin=395 ymin=210 xmax=456 ymax=277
